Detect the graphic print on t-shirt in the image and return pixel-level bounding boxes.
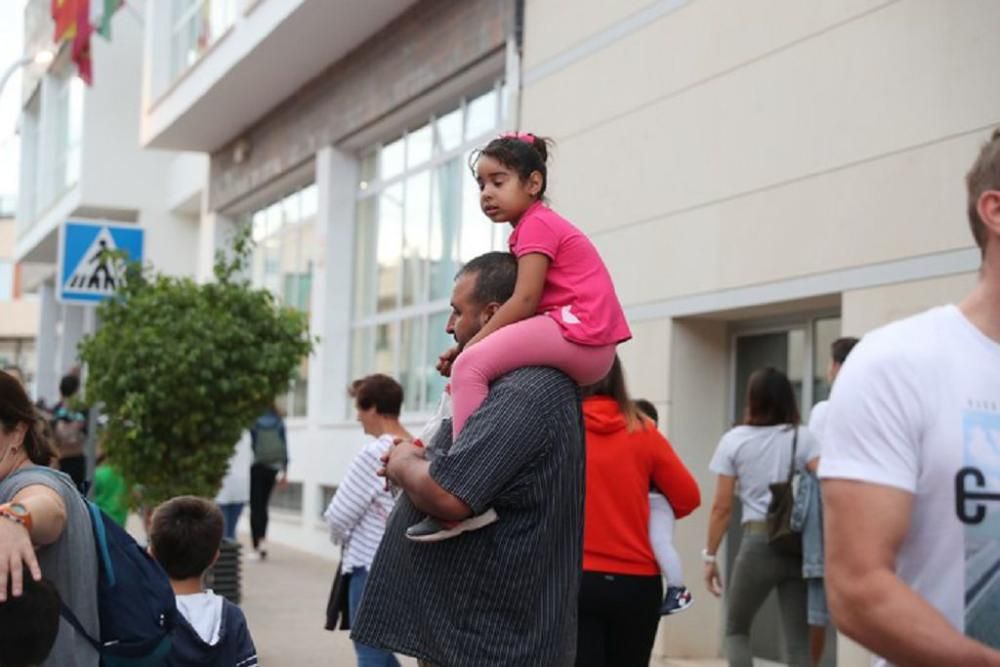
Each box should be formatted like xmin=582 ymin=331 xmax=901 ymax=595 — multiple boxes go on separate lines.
xmin=959 ymin=407 xmax=1000 ymax=648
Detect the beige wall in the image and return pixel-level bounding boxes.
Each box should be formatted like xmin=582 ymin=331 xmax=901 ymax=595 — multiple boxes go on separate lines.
xmin=521 ymin=0 xmax=997 ymax=661
xmin=522 ymin=0 xmax=996 ymax=306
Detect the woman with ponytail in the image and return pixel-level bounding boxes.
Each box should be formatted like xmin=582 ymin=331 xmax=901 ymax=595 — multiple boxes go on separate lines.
xmin=0 ymin=370 xmax=100 ymax=666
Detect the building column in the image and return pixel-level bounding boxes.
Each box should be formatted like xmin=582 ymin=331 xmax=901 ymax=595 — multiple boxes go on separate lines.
xmin=35 ymin=281 xmax=59 ymax=403
xmin=313 ymin=146 xmax=358 ymax=423
xmin=55 ymin=303 xmax=85 ymax=380
xmin=196 ymin=181 xmax=236 ymax=283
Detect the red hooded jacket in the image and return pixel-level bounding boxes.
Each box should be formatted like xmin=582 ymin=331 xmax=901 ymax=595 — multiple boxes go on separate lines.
xmin=582 ymin=396 xmax=701 ymax=575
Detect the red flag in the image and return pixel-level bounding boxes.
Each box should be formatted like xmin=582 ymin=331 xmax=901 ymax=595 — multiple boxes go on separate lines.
xmin=72 ymin=0 xmax=93 ymax=85
xmin=52 ymin=0 xmax=78 ymax=42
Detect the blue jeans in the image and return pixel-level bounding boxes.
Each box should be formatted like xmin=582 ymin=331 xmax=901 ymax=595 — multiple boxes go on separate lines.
xmin=349 ymin=567 xmax=400 ymax=667
xmin=219 ymin=502 xmax=244 ymax=541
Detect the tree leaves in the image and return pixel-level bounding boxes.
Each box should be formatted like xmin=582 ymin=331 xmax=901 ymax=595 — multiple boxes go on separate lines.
xmin=79 ymin=226 xmax=313 ymax=507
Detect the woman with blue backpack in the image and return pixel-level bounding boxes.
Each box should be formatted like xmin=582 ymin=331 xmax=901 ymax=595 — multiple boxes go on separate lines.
xmin=0 ymin=369 xmax=100 ymax=667
xmin=0 ymin=370 xmax=178 ymax=667
xmin=249 ymin=404 xmax=289 ymax=561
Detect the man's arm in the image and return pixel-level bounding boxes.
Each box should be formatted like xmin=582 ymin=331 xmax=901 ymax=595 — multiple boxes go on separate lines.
xmin=384 ymin=440 xmax=472 ymax=521
xmin=824 ymin=479 xmax=1000 ymax=667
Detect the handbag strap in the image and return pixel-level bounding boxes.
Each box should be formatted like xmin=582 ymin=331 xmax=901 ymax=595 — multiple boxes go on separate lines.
xmin=785 ymin=426 xmax=799 ymax=483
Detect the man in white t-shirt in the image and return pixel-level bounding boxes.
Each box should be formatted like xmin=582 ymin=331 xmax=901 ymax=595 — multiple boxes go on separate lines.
xmin=820 ymin=129 xmax=1000 ymax=666
xmin=807 ymin=336 xmax=859 ymax=442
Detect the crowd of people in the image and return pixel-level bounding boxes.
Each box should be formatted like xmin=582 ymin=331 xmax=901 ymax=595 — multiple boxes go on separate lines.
xmin=0 ymin=126 xmax=998 ymax=667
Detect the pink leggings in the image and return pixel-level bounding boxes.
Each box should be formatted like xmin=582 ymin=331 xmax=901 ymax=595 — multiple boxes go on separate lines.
xmin=451 ymin=315 xmax=616 ymax=438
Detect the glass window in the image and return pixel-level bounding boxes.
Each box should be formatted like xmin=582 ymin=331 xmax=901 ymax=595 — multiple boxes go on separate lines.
xmin=169 ymin=0 xmax=237 ymax=85
xmin=269 ymin=481 xmax=303 ymax=512
xmin=0 ymin=261 xmax=13 ymax=301
xmin=319 ymin=485 xmax=338 ymax=518
xmin=350 ymin=84 xmax=507 ymax=413
xmin=245 ymin=183 xmax=316 ymax=417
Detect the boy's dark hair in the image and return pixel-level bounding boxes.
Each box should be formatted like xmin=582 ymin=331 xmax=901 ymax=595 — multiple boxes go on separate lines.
xmin=966 ymin=128 xmax=1000 ymax=255
xmin=349 ymin=374 xmax=404 ymax=417
xmin=744 ymin=367 xmax=801 ymax=427
xmin=59 ymin=374 xmax=80 ymax=399
xmin=470 ymin=133 xmax=553 ymax=200
xmin=831 ymin=337 xmax=860 ymax=365
xmin=0 ymin=567 xmax=61 ymax=667
xmin=634 ymin=399 xmax=659 ymax=425
xmin=455 ymin=252 xmax=517 ymax=307
xmin=150 ymin=496 xmax=224 ymax=580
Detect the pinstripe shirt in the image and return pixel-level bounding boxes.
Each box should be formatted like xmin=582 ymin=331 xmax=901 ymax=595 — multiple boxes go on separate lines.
xmin=352 ymin=368 xmax=585 ymax=667
xmin=324 ymin=434 xmax=397 ymax=572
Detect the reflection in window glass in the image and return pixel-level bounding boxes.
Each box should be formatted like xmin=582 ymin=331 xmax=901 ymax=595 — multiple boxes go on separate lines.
xmin=402 ymin=172 xmax=430 ymax=307
xmin=377 ymin=184 xmax=404 ymax=313
xmin=464 ymin=89 xmax=498 ymax=141
xmin=460 ymin=153 xmax=493 ymax=263
xmin=425 ymin=311 xmax=451 ymax=406
xmin=429 ymin=160 xmax=462 ymax=301
xmin=399 ymin=318 xmax=425 ymax=411
xmin=436 ymin=108 xmax=462 ymax=153
xmin=407 ymin=124 xmax=433 ymax=169
xmin=353 ymin=198 xmax=377 ymax=318
xmin=353 ymin=84 xmax=506 ymax=412
xmin=244 ymin=183 xmax=317 ymax=416
xmin=380 ymin=137 xmax=405 ymax=181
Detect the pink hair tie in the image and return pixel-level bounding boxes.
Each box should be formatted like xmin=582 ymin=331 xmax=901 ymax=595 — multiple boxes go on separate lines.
xmin=501 ymin=131 xmax=536 ymax=145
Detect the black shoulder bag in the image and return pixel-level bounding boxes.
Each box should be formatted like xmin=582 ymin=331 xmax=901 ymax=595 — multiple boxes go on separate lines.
xmin=766 ymin=426 xmax=802 ymax=556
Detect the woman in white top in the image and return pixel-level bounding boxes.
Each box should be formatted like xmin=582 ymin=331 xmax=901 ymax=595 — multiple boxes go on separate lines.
xmin=702 ymin=367 xmax=820 ymax=667
xmin=324 ymin=374 xmax=409 ymax=667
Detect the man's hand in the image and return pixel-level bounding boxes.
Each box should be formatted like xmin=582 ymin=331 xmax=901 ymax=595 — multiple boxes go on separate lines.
xmin=436 ymin=346 xmax=459 ymax=378
xmin=380 ymin=438 xmax=426 ymax=487
xmin=0 ymin=518 xmax=41 ymax=602
xmin=277 ymin=472 xmax=289 ymax=489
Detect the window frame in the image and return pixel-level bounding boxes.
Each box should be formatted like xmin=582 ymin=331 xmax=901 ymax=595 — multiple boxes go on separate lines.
xmin=349 ymin=82 xmax=508 ymax=415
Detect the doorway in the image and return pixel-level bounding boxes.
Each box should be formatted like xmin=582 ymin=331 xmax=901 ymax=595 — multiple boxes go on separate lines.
xmin=724 ymin=316 xmax=840 ymax=666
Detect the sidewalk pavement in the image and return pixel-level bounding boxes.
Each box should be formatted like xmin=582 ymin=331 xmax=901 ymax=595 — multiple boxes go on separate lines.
xmin=238 ymin=538 xmax=728 ymax=667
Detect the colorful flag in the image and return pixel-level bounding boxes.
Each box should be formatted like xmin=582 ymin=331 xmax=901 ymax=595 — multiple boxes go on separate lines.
xmin=89 ymin=0 xmax=123 ymax=39
xmin=52 ymin=0 xmax=79 ymax=42
xmin=72 ymin=0 xmax=93 ymax=85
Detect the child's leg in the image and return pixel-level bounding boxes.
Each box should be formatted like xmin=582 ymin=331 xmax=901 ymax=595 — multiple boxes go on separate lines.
xmin=648 ymin=492 xmax=684 ymax=585
xmin=450 ymin=315 xmax=616 ymax=437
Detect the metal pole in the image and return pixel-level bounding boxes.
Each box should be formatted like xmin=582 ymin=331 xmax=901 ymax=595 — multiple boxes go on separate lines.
xmin=0 ymin=55 xmax=34 ymax=100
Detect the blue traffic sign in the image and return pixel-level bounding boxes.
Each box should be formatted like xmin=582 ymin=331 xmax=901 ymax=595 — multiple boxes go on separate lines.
xmin=57 ymin=221 xmax=144 ymax=304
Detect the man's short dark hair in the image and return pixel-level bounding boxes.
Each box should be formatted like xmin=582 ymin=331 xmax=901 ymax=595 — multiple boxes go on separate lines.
xmin=831 ymin=337 xmax=860 ymax=365
xmin=349 ymin=374 xmax=404 ymax=416
xmin=0 ymin=567 xmax=61 ymax=667
xmin=966 ymin=128 xmax=1000 ymax=254
xmin=455 ymin=252 xmax=517 ymax=307
xmin=634 ymin=399 xmax=658 ymax=425
xmin=59 ymin=374 xmax=80 ymax=399
xmin=150 ymin=496 xmax=224 ymax=580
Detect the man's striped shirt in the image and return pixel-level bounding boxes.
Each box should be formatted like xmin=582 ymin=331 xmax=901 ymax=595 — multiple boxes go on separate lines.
xmin=352 ymin=367 xmax=585 ymax=666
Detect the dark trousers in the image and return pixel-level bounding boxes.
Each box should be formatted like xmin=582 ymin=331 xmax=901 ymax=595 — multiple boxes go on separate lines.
xmin=576 ymin=571 xmax=663 ymax=667
xmin=59 ymin=455 xmax=87 ymax=492
xmin=249 ymin=463 xmax=278 ymax=549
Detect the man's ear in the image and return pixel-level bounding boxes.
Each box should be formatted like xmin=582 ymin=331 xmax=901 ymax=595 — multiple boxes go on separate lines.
xmin=978 ymin=190 xmax=1000 ymax=239
xmin=481 ymin=301 xmax=502 ymax=323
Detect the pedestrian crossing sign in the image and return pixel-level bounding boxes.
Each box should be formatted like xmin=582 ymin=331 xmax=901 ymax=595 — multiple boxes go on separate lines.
xmin=57 ymin=221 xmax=145 ymax=304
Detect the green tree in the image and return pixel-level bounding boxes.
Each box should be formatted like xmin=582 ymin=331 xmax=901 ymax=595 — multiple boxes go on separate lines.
xmin=79 ymin=229 xmax=313 ymax=506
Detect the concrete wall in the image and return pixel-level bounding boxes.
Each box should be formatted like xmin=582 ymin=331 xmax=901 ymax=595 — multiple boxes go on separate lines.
xmin=208 ymin=0 xmax=515 ymax=211
xmin=519 ymin=0 xmax=998 ymax=661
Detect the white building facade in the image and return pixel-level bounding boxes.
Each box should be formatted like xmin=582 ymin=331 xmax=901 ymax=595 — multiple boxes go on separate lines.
xmin=15 ymin=0 xmax=204 ymax=404
xmin=139 ymin=0 xmax=1000 ymax=664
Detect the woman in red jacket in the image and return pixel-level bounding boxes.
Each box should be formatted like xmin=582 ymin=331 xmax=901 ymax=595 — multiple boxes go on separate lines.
xmin=577 ymin=356 xmax=702 ymax=667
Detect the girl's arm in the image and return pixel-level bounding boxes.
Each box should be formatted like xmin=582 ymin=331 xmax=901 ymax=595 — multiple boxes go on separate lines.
xmin=465 ymin=253 xmax=550 ymax=348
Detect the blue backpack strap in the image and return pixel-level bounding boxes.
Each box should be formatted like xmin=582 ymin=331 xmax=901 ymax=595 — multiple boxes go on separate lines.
xmin=86 ymin=499 xmax=116 ymax=586
xmin=59 ymin=601 xmax=102 ymax=651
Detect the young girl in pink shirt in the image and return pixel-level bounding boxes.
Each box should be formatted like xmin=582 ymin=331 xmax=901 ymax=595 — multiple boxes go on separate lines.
xmin=407 ymin=132 xmax=631 ymax=542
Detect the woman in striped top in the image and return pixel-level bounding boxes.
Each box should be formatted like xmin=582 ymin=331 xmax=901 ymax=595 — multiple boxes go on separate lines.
xmin=324 ymin=374 xmax=411 ymax=667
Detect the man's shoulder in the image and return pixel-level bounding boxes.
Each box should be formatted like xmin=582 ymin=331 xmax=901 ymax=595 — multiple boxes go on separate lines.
xmin=495 ymin=366 xmax=576 ymax=392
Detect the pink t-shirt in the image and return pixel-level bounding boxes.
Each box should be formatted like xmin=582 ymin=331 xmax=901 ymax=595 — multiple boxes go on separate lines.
xmin=508 ymin=201 xmax=631 ymax=347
